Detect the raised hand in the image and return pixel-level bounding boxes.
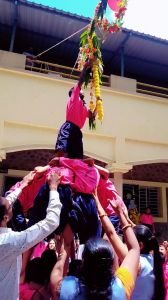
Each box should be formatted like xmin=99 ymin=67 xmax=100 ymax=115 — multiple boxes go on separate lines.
xmin=47 ymin=172 xmax=61 ymax=190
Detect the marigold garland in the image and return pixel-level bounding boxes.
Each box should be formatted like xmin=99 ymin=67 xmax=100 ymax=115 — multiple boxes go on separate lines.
xmin=77 ymin=0 xmax=128 ymax=129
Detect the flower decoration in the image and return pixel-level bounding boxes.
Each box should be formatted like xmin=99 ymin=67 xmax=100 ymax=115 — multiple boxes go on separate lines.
xmin=77 ymin=0 xmax=128 ymax=129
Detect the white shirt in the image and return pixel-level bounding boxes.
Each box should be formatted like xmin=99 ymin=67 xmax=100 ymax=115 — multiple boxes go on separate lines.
xmin=131 ymin=254 xmax=155 ymax=300
xmin=0 ymin=188 xmax=62 ymax=300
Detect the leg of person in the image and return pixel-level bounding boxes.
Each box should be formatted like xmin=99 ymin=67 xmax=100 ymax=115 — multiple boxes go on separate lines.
xmin=68 ymin=123 xmax=83 ymax=159
xmin=55 ymin=122 xmax=72 ymax=157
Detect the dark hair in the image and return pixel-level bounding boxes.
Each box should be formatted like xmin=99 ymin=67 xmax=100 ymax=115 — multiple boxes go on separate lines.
xmin=47 ymin=238 xmax=56 ymax=249
xmin=0 ymin=197 xmax=6 ymax=223
xmin=81 ymin=238 xmax=114 ymax=300
xmin=133 ymin=225 xmax=165 ymax=300
xmin=68 ymin=259 xmax=82 ymax=278
xmin=69 ymin=87 xmax=84 ymax=101
xmin=69 ymin=87 xmax=74 ymax=97
xmin=41 ymin=249 xmax=57 ymax=282
xmin=25 ymin=258 xmax=45 ymax=285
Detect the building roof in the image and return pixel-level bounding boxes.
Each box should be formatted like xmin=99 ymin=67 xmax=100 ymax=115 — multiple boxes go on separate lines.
xmin=0 ymin=0 xmax=168 ymax=86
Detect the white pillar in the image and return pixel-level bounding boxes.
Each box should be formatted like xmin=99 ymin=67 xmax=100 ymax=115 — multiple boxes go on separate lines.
xmin=113 ymin=172 xmax=123 ymax=198
xmin=107 ymin=162 xmax=133 ymax=199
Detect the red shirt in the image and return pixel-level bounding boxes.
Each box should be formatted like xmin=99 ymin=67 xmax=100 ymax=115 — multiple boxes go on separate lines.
xmin=66 ymin=84 xmax=89 ymax=129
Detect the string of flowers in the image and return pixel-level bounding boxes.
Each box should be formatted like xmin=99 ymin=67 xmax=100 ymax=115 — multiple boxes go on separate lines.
xmin=77 ymin=0 xmax=128 ymax=129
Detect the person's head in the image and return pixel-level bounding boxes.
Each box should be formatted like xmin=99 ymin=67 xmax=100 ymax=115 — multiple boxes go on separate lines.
xmin=159 ymin=244 xmax=168 ymax=260
xmin=145 ymin=207 xmax=151 ymax=215
xmin=25 ymin=258 xmax=44 ymax=285
xmin=81 ymin=238 xmax=114 ymax=300
xmin=41 ymin=249 xmax=57 ymax=282
xmin=133 ymin=224 xmax=154 ymax=253
xmin=0 ymin=196 xmax=13 ymax=227
xmin=134 ymin=225 xmax=165 ymax=300
xmin=47 ymin=238 xmax=57 ymax=250
xmin=68 ymin=87 xmax=85 ymax=101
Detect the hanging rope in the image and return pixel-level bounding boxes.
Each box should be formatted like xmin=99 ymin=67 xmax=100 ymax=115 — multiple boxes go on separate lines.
xmin=36 ymin=24 xmax=89 ymax=58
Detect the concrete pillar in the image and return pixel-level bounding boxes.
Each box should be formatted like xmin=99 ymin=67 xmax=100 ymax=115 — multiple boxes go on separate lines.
xmin=9 ymin=0 xmax=18 ymax=52
xmin=107 ymin=162 xmax=133 ymax=199
xmin=113 ymin=172 xmax=123 ymax=198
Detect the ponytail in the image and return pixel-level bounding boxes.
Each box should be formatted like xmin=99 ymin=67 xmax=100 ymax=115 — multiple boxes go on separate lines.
xmin=82 ymin=238 xmax=114 ymax=300
xmin=134 ymin=225 xmax=165 ymax=300
xmin=150 ymin=236 xmax=165 ymax=300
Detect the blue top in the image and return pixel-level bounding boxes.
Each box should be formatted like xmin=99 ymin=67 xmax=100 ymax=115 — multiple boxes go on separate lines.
xmin=131 ymin=254 xmax=155 ymax=300
xmin=59 ymin=275 xmax=126 ymax=300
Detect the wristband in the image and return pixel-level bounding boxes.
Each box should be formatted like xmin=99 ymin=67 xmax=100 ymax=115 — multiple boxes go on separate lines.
xmin=122 ymin=224 xmax=132 ymax=231
xmin=99 ymin=214 xmax=108 ymax=218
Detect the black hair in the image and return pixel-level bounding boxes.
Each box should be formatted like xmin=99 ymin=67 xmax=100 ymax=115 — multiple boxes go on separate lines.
xmin=133 ymin=225 xmax=165 ymax=300
xmin=0 ymin=197 xmax=6 ymax=223
xmin=68 ymin=259 xmax=82 ymax=278
xmin=41 ymin=249 xmax=57 ymax=282
xmin=81 ymin=238 xmax=114 ymax=300
xmin=25 ymin=258 xmax=45 ymax=285
xmin=69 ymin=87 xmax=74 ymax=97
xmin=69 ymin=87 xmax=84 ymax=101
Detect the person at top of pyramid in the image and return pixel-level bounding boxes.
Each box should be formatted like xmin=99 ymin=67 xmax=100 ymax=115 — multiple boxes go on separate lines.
xmin=55 ymin=59 xmax=96 ymax=159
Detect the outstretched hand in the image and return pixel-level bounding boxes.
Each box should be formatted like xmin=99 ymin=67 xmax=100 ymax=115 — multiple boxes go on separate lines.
xmin=84 ymin=57 xmax=94 ymax=69
xmin=34 ymin=166 xmax=49 ymax=173
xmin=109 ymin=199 xmax=124 ymax=216
xmin=21 ymin=171 xmax=36 ymax=189
xmin=47 ymin=172 xmax=61 ymax=190
xmin=110 ymin=200 xmax=136 ymax=227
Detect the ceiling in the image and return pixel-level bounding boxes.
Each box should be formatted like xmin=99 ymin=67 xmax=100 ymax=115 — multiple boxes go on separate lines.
xmin=0 ymin=0 xmax=168 ymax=86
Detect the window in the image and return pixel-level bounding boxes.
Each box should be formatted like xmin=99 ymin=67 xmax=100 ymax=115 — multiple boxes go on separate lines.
xmin=138 ymin=186 xmax=161 ymax=217
xmin=123 ymin=184 xmax=161 ymax=217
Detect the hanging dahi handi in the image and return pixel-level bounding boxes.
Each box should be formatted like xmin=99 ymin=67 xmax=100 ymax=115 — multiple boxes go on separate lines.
xmin=77 ymin=0 xmax=128 ymax=129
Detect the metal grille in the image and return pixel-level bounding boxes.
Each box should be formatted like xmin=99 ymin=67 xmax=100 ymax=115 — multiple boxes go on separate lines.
xmin=138 ymin=186 xmax=160 ymax=217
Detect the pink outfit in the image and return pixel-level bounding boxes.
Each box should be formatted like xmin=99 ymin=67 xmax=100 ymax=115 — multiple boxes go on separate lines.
xmin=97 ymin=177 xmax=125 ymax=216
xmin=66 ymin=83 xmax=89 ymax=129
xmin=59 ymin=157 xmax=100 ymax=194
xmin=140 ymin=214 xmax=154 ymax=225
xmin=6 ymin=158 xmax=124 ymax=217
xmin=30 ymin=241 xmax=47 ymax=259
xmin=20 ymin=283 xmax=35 ymax=300
xmin=7 ymin=158 xmax=99 ymax=212
xmin=163 ymin=261 xmax=168 ymax=300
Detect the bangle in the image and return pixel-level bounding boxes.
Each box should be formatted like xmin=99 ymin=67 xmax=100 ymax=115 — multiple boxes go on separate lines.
xmin=122 ymin=224 xmax=132 ymax=231
xmin=99 ymin=214 xmax=108 ymax=218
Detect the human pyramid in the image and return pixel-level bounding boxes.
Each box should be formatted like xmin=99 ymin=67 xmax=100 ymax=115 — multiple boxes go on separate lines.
xmin=1 ymin=58 xmax=165 ymax=300
xmin=6 ymin=60 xmax=129 ymax=244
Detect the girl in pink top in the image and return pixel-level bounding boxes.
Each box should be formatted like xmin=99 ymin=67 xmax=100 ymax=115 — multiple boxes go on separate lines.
xmin=55 ymin=60 xmax=95 ymax=159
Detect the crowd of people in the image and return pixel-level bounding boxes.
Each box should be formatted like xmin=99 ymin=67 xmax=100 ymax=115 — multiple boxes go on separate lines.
xmin=0 ymin=60 xmax=167 ymax=300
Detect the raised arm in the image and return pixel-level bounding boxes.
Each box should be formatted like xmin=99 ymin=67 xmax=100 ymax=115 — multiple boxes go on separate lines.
xmin=94 ymin=193 xmax=139 ymax=297
xmin=7 ymin=172 xmax=62 ymax=256
xmin=6 ymin=171 xmax=36 ymax=204
xmin=50 ymin=224 xmax=73 ymax=300
xmin=116 ymin=204 xmax=140 ymax=279
xmin=78 ymin=59 xmax=93 ymax=88
xmin=94 ymin=192 xmax=128 ymax=262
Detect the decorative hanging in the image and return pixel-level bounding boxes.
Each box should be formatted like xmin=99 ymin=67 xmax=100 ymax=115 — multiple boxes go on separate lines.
xmin=77 ymin=0 xmax=128 ymax=129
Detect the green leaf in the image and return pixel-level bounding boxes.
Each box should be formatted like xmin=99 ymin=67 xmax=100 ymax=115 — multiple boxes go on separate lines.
xmin=89 ymin=19 xmax=95 ymax=37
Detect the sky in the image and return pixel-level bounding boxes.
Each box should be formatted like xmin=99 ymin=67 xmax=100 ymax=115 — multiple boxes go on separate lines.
xmin=29 ymin=0 xmax=168 ymax=40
